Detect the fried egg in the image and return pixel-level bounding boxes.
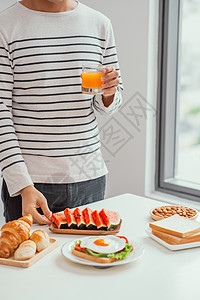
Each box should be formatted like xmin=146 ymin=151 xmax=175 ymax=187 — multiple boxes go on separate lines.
xmin=80 ymin=236 xmax=126 ymax=253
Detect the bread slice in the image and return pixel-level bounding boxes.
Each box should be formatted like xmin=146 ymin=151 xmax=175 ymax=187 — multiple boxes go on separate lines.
xmin=149 ymin=214 xmax=200 ymax=238
xmin=30 ymin=230 xmax=50 ymax=252
xmin=151 ymin=228 xmax=200 ymax=245
xmin=14 ymin=240 xmax=36 ymax=261
xmin=72 ymin=249 xmax=117 ymax=264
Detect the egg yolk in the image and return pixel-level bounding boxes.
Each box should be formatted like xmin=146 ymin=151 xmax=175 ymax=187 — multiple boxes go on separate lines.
xmin=94 ymin=239 xmax=110 ymax=247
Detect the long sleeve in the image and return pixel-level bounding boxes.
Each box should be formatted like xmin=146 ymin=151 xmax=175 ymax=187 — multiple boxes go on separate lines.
xmin=93 ymin=19 xmax=123 ymax=115
xmin=0 ymin=33 xmax=33 ymax=197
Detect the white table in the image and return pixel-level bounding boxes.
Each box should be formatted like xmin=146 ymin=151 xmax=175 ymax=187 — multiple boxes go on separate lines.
xmin=1 ymin=193 xmax=200 ymax=300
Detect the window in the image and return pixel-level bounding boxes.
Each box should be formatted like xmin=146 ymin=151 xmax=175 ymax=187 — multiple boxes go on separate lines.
xmin=156 ymin=0 xmax=200 ymax=201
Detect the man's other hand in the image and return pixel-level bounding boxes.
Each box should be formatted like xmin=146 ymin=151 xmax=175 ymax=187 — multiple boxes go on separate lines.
xmin=20 ymin=185 xmax=52 ymax=225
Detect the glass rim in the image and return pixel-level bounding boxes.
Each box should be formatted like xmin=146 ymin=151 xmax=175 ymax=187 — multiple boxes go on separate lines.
xmin=82 ymin=64 xmax=104 ymax=70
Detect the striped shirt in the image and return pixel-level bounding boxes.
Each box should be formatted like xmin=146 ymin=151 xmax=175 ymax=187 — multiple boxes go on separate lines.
xmin=0 ymin=1 xmax=123 ymax=197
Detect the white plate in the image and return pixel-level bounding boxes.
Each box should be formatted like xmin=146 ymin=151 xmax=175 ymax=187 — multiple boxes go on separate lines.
xmin=61 ymin=236 xmax=144 ymax=267
xmin=146 ymin=227 xmax=200 ymax=251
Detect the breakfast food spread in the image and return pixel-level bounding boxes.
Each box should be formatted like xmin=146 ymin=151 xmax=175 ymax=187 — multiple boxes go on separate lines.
xmin=151 ymin=205 xmax=197 ymax=220
xmin=149 ymin=214 xmax=200 ymax=245
xmin=51 ymin=207 xmax=120 ymax=231
xmin=72 ymin=235 xmax=133 ymax=264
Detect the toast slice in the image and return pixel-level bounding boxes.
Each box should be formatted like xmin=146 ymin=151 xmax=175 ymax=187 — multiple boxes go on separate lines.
xmin=151 ymin=228 xmax=200 ymax=245
xmin=149 ymin=214 xmax=200 ymax=238
xmin=72 ymin=249 xmax=117 ymax=264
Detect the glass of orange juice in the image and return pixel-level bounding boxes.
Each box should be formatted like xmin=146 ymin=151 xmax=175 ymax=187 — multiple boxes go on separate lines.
xmin=81 ymin=65 xmax=104 ymax=94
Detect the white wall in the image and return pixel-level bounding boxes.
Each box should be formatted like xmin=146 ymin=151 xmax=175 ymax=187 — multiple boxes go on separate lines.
xmin=0 ymin=0 xmax=150 ymax=223
xmin=0 ymin=0 xmax=16 ymax=10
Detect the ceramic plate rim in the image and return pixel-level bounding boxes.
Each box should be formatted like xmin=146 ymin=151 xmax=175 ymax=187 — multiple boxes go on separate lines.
xmin=61 ymin=236 xmax=144 ymax=267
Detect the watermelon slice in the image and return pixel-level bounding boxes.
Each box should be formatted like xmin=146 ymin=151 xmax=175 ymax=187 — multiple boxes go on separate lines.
xmin=82 ymin=207 xmax=97 ymax=230
xmin=91 ymin=210 xmax=107 ymax=230
xmin=64 ymin=208 xmax=77 ymax=229
xmin=51 ymin=213 xmax=68 ymax=229
xmin=74 ymin=208 xmax=86 ymax=229
xmin=99 ymin=209 xmax=120 ymax=229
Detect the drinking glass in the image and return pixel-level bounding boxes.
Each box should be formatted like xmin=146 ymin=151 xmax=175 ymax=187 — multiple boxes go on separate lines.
xmin=81 ymin=65 xmax=104 ymax=94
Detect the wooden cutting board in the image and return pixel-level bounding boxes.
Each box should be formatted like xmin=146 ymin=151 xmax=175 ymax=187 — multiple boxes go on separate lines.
xmin=49 ymin=219 xmax=122 ymax=235
xmin=0 ymin=238 xmax=59 ymax=268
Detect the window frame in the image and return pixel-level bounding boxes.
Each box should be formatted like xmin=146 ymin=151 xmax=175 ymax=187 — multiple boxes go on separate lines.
xmin=156 ymin=0 xmax=200 ymax=202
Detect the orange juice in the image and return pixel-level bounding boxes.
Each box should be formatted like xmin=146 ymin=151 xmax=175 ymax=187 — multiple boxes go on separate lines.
xmin=81 ymin=65 xmax=104 ymax=94
xmin=82 ymin=72 xmax=104 ymax=89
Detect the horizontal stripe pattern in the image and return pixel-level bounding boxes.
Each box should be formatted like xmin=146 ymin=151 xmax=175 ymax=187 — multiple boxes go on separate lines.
xmin=21 ymin=146 xmax=100 ymax=158
xmin=0 ymin=2 xmax=123 ymax=189
xmin=8 ymin=35 xmax=106 ymax=46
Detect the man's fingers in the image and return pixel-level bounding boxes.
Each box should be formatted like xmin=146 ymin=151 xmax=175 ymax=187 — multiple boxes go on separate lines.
xmin=102 ymin=67 xmax=118 ymax=81
xmin=29 ymin=207 xmax=51 ymax=225
xmin=23 ymin=202 xmax=51 ymax=225
xmin=38 ymin=196 xmax=52 ymax=220
xmin=33 ymin=216 xmax=51 ymax=225
xmin=102 ymin=66 xmax=113 ymax=74
xmin=102 ymin=78 xmax=119 ymax=89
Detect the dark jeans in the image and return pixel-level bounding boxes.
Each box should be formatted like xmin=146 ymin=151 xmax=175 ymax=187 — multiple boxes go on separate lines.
xmin=1 ymin=176 xmax=106 ymax=222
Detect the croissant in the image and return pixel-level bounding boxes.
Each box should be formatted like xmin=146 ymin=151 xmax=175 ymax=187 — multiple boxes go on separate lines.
xmin=0 ymin=214 xmax=33 ymax=259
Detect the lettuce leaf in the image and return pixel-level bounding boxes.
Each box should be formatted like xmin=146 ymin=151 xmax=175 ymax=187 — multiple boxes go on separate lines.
xmin=107 ymin=244 xmax=133 ymax=260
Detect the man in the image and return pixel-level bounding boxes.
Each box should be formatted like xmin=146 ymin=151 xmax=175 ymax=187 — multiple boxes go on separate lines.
xmin=0 ymin=0 xmax=123 ymax=224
